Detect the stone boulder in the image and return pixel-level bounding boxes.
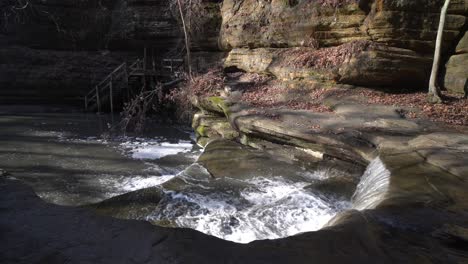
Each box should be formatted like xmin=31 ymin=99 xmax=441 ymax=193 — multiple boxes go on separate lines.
xmin=444 ymin=31 xmax=468 ymax=95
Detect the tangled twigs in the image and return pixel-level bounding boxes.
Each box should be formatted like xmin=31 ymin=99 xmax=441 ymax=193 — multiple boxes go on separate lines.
xmin=165 ymin=67 xmax=225 ymax=123
xmin=119 ymin=85 xmax=162 ymax=133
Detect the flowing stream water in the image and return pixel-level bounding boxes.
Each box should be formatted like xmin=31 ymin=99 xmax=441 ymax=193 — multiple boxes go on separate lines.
xmin=0 ymin=105 xmax=365 ymax=244
xmin=352 ymin=157 xmax=391 ymax=210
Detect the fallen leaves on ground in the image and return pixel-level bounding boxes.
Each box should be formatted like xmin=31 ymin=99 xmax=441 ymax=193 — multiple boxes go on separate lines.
xmin=324 ymin=88 xmax=468 ymax=127
xmin=241 ymin=81 xmax=333 ymax=112
xmin=239 ymin=72 xmax=467 ymax=127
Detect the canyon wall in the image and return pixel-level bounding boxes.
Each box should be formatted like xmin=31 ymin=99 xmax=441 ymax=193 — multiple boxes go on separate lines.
xmin=0 ymin=0 xmax=467 ymax=104
xmin=0 ymin=0 xmax=222 ymax=103
xmin=221 ymin=0 xmax=467 ymax=91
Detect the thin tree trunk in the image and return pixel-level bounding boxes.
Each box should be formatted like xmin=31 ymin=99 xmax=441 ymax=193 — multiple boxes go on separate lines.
xmin=428 ymin=0 xmax=450 ymax=103
xmin=176 ymin=0 xmax=192 ymax=79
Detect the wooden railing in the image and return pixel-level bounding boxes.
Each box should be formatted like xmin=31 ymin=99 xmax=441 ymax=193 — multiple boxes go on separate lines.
xmin=84 ymin=57 xmax=184 ymax=113
xmin=128 ymin=59 xmax=144 ymax=75
xmin=162 ymin=58 xmax=184 ymax=73
xmin=84 ymin=59 xmax=143 ymax=113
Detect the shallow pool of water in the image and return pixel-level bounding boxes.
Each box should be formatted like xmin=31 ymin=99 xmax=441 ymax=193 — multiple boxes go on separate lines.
xmin=0 ymin=105 xmax=362 ymax=243
xmin=0 ymin=106 xmax=200 ymax=205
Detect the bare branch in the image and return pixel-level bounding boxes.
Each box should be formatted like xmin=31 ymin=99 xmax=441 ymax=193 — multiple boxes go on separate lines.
xmin=12 ymin=0 xmax=28 ymax=10
xmin=428 ymin=0 xmax=450 ymax=104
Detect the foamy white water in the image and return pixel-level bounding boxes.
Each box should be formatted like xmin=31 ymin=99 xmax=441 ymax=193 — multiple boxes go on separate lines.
xmin=352 ymin=157 xmax=391 ymax=210
xmin=152 ymin=176 xmax=351 ymax=244
xmin=24 ymin=122 xmax=353 ymax=242
xmin=98 ymin=174 xmax=176 ymax=194
xmin=120 ymin=139 xmax=194 ymax=160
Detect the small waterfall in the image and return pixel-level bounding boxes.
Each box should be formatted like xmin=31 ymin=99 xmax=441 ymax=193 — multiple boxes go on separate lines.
xmin=352 ymin=157 xmax=391 ymax=210
xmin=151 ymin=174 xmax=352 ymax=244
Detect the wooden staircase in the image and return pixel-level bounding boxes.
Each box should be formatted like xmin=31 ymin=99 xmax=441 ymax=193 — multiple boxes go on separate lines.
xmin=84 ymin=57 xmax=184 ymax=113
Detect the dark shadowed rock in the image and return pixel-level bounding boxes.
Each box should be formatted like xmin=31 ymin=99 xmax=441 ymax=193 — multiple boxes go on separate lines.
xmin=2 ymin=177 xmax=468 ymax=263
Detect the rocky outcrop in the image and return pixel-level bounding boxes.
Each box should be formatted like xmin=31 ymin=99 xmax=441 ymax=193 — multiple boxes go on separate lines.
xmin=2 ymin=0 xmax=467 ymax=102
xmin=220 ymin=0 xmax=466 ymax=51
xmin=444 ymin=31 xmax=468 ymax=95
xmin=364 ymin=0 xmax=467 ymax=53
xmin=224 ymin=44 xmax=433 ymax=87
xmin=191 ymin=95 xmax=426 ymax=163
xmin=219 ymin=0 xmax=368 ymax=49
xmin=220 ymin=0 xmax=467 ymax=89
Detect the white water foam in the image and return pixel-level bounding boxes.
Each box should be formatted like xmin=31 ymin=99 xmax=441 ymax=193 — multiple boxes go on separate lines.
xmin=98 ymin=174 xmax=176 ymax=195
xmin=352 ymin=157 xmax=391 ymax=210
xmin=120 ymin=139 xmax=194 ymax=160
xmin=21 ymin=130 xmax=76 ymax=140
xmin=153 ymin=176 xmax=350 ymax=244
xmin=114 ymin=175 xmax=175 ymax=192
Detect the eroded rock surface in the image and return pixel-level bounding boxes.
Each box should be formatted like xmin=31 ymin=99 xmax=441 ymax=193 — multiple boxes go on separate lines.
xmin=1 ymin=93 xmax=468 ymax=262
xmin=2 ymin=134 xmax=468 ymax=263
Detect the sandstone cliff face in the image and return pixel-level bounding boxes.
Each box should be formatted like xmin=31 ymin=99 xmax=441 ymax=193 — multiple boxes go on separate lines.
xmin=445 ymin=31 xmax=468 ymax=94
xmin=1 ymin=0 xmax=467 ymax=103
xmin=221 ymin=0 xmax=467 ymax=89
xmin=219 ymin=0 xmax=368 ymax=49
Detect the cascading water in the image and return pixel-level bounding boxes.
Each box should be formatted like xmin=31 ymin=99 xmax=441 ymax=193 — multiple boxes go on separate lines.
xmin=351 ymin=157 xmax=391 ymax=210
xmin=146 ymin=163 xmax=354 ymax=244
xmin=2 ymin=110 xmax=368 ymax=244
xmin=0 ymin=110 xmax=202 ymax=206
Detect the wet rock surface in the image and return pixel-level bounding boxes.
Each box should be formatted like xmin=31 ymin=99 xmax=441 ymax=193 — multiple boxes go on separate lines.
xmin=2 ymin=175 xmax=468 ymax=263
xmin=1 ymin=0 xmax=468 ymax=262
xmin=186 ymin=93 xmax=468 ymax=260
xmin=0 ymin=107 xmax=198 ymax=205
xmin=90 ymin=139 xmax=362 ymax=242
xmin=1 ymin=99 xmax=468 ymax=262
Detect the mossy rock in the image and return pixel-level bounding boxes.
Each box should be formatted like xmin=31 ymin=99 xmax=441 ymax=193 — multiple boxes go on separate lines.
xmin=212 ymin=122 xmax=239 ymax=140
xmin=196 ymin=136 xmax=212 ymax=148
xmin=195 ymin=96 xmax=232 ymax=117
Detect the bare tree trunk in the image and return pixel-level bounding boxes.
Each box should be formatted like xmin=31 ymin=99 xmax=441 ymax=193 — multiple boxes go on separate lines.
xmin=428 ymin=0 xmax=450 ymax=103
xmin=176 ymin=0 xmax=192 ymax=80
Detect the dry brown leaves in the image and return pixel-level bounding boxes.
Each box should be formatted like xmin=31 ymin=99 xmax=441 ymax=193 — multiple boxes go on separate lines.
xmin=188 ymin=68 xmax=225 ymax=97
xmin=242 ymin=77 xmax=467 ymax=127
xmin=281 ymin=40 xmax=375 ymax=70
xmin=315 ymin=0 xmax=358 ymax=7
xmin=327 ymin=88 xmax=468 ymax=127
xmin=241 ymin=78 xmax=332 ymax=112
xmin=165 ymin=68 xmax=225 ymax=122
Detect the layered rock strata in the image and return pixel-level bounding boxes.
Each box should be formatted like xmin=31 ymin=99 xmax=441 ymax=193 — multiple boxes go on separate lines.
xmin=221 ymin=0 xmax=467 ymax=88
